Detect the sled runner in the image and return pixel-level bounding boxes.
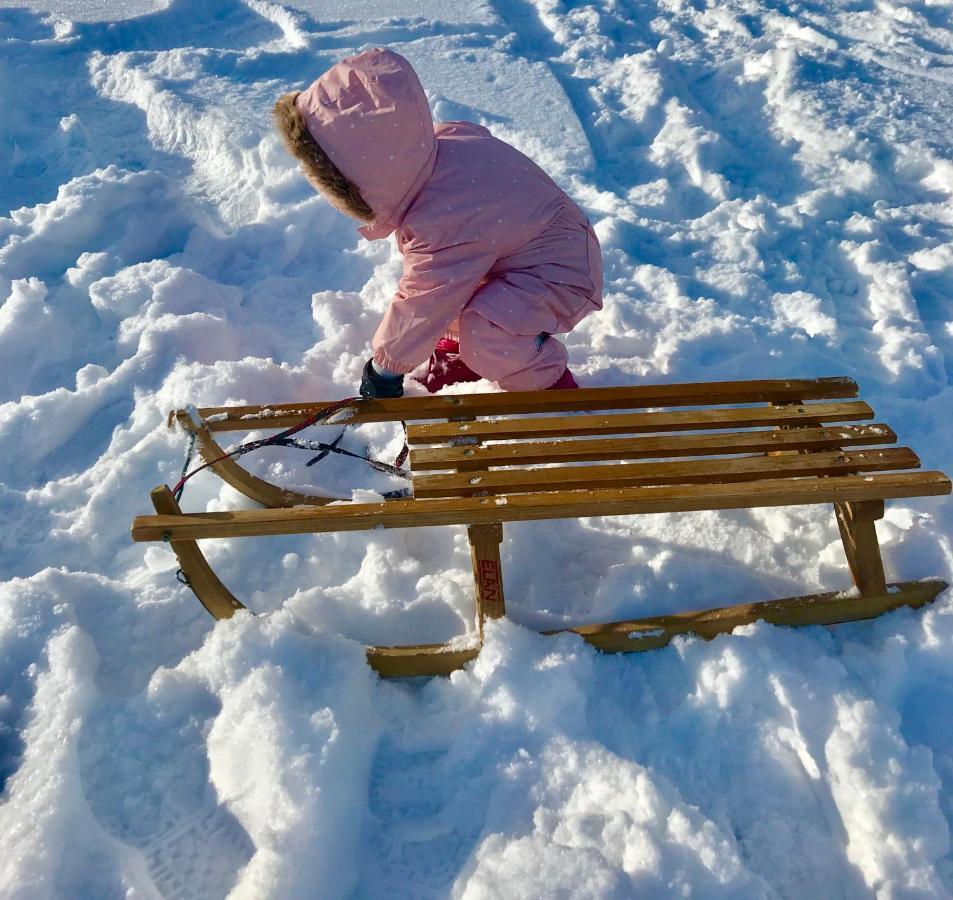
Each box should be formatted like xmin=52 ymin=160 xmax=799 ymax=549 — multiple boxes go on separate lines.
xmin=133 ymin=377 xmax=951 ymax=677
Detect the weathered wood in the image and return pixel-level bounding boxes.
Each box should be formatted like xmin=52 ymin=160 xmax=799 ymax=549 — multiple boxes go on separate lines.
xmin=768 ymin=398 xmax=810 ymax=456
xmin=149 ymin=485 xmax=246 ymax=619
xmin=412 ymin=448 xmax=919 ymax=499
xmin=132 ymin=471 xmax=952 ymax=541
xmin=835 ymin=499 xmax=888 ymax=595
xmin=194 ymin=377 xmax=859 ymax=432
xmin=406 ymin=402 xmax=874 ymax=445
xmin=468 ymin=523 xmax=506 ymax=623
xmin=548 ymin=579 xmax=948 ymax=653
xmin=189 ymin=424 xmax=338 ymax=508
xmin=410 ymin=424 xmax=898 ymax=472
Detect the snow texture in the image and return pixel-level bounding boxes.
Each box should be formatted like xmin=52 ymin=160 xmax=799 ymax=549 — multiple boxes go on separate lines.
xmin=1 ymin=0 xmax=953 ymax=897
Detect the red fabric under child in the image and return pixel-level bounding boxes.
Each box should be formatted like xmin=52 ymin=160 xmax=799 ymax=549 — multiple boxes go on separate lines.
xmin=414 ymin=338 xmax=483 ymax=393
xmin=546 ymin=368 xmax=579 ymax=390
xmin=415 ymin=338 xmax=580 ymax=392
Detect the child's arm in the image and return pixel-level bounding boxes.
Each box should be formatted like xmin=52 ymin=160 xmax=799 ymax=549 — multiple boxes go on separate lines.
xmin=371 ymin=240 xmax=497 ymax=375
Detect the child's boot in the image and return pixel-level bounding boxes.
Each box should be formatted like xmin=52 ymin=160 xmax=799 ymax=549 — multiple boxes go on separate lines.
xmin=414 ymin=338 xmax=483 ymax=393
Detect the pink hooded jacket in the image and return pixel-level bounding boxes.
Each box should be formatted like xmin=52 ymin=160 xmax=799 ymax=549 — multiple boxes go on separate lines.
xmin=295 ymin=48 xmax=603 ymax=374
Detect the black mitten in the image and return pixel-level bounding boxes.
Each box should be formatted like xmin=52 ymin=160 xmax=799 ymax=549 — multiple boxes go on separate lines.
xmin=359 ymin=358 xmax=404 ymax=399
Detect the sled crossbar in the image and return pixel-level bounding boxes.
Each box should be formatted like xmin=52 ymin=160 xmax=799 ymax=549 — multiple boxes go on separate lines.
xmin=139 ymin=376 xmax=950 ymax=677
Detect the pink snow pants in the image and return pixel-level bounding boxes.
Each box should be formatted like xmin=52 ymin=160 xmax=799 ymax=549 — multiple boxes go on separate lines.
xmin=454 ymin=277 xmax=600 ymax=391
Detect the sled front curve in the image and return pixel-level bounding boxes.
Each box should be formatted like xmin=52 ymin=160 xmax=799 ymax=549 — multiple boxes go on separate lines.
xmin=151 ymin=485 xmax=246 ymax=619
xmin=174 ymin=413 xmax=336 ymax=508
xmin=150 ymin=484 xmax=483 ymax=677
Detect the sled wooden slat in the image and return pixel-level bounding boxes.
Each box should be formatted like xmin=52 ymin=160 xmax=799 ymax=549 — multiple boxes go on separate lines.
xmin=548 ymin=579 xmax=948 ymax=653
xmin=405 ymin=401 xmax=874 ymax=445
xmin=411 ymin=447 xmax=920 ymax=499
xmin=410 ymin=424 xmax=898 ymax=472
xmin=131 ymin=471 xmax=951 ymax=542
xmin=194 ymin=377 xmax=858 ymax=432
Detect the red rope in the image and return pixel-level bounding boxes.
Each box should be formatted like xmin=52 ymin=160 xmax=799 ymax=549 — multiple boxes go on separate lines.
xmin=394 ymin=421 xmax=410 ymax=469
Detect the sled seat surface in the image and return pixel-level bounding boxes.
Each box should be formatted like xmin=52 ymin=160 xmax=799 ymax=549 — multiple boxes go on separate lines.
xmin=136 ymin=377 xmax=951 ymax=676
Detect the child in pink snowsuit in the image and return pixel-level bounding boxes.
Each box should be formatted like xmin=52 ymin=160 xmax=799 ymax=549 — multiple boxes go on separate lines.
xmin=274 ymin=47 xmax=602 ymax=395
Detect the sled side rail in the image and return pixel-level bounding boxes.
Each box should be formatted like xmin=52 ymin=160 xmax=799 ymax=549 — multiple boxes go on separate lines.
xmin=132 ymin=471 xmax=951 ymax=542
xmin=549 ymin=579 xmax=949 ymax=653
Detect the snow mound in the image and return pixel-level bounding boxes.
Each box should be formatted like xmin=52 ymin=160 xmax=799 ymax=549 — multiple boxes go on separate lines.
xmin=1 ymin=0 xmax=952 ymax=896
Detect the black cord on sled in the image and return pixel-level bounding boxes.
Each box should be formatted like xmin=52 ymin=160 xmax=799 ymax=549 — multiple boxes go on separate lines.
xmin=171 ymin=397 xmax=410 ymax=501
xmin=273 ymin=434 xmax=411 ymax=480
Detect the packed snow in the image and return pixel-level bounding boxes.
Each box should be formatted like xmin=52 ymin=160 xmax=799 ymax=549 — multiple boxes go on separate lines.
xmin=1 ymin=0 xmax=953 ymax=896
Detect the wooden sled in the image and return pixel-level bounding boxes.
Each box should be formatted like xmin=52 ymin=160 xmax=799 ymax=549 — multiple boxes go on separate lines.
xmin=136 ymin=377 xmax=951 ymax=677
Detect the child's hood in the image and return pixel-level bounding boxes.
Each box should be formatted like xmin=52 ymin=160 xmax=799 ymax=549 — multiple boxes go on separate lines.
xmin=294 ymin=48 xmax=437 ymax=240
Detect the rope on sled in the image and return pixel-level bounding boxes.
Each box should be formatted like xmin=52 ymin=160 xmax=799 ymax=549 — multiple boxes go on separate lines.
xmin=171 ymin=396 xmax=411 ymax=501
xmin=172 ymin=430 xmax=197 ymax=503
xmin=273 ymin=435 xmax=410 ymax=479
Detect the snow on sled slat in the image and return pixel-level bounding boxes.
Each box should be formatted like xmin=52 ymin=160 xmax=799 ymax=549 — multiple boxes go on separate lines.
xmin=411 ymin=447 xmax=921 ymax=499
xmin=547 ymin=579 xmax=949 ymax=654
xmin=409 ymin=424 xmax=898 ymax=472
xmin=131 ymin=471 xmax=952 ymax=542
xmin=406 ymin=401 xmax=874 ymax=445
xmin=192 ymin=377 xmax=858 ymax=432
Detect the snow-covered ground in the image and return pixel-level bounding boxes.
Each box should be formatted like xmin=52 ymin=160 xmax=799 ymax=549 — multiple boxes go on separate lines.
xmin=1 ymin=0 xmax=952 ymax=895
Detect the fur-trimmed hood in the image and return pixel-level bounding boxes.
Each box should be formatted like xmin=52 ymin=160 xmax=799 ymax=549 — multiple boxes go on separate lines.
xmin=274 ymin=48 xmax=438 ymax=240
xmin=273 ymin=91 xmax=373 ymax=222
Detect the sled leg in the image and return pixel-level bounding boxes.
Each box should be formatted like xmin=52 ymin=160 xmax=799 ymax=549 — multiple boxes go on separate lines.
xmin=834 ymin=499 xmax=887 ymax=595
xmin=151 ymin=485 xmax=246 ymax=619
xmin=152 ymin=484 xmax=481 ymax=676
xmin=468 ymin=523 xmax=505 ymax=625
